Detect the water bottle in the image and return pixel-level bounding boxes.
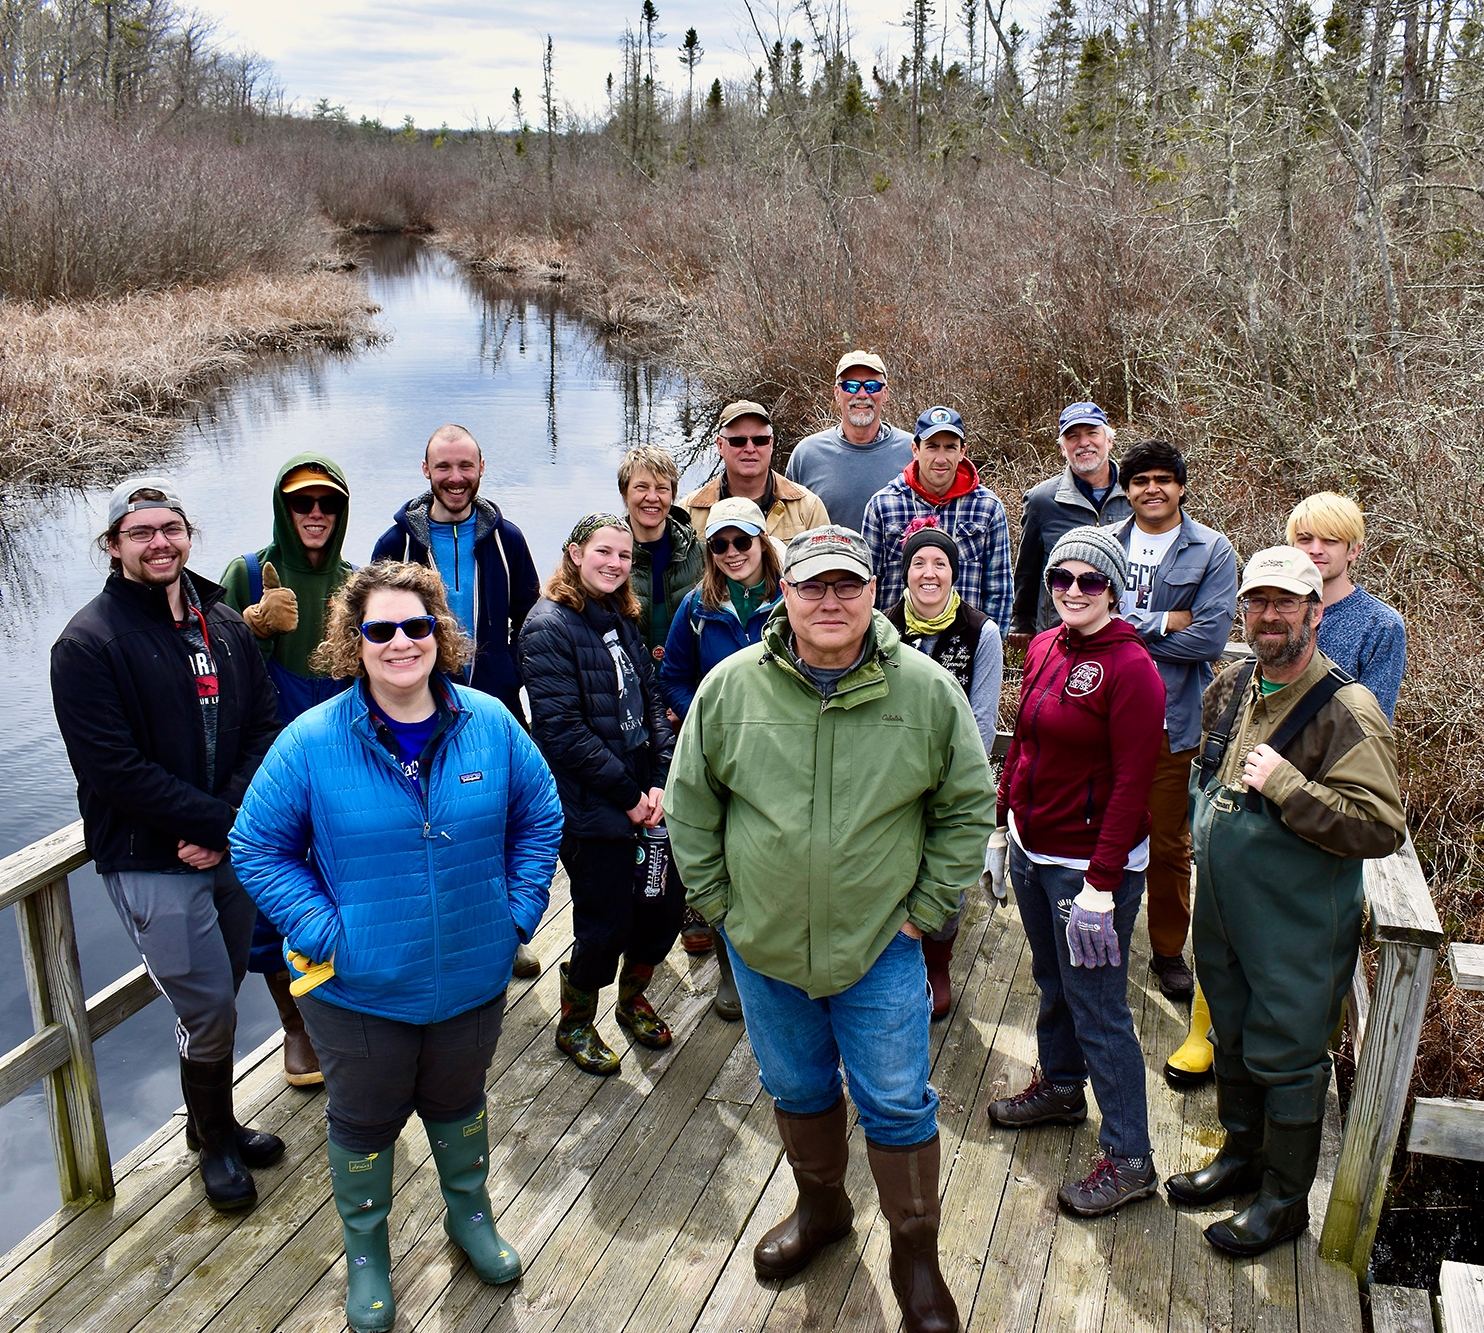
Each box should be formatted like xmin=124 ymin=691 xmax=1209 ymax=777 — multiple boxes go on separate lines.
xmin=635 ymin=824 xmax=670 ymax=901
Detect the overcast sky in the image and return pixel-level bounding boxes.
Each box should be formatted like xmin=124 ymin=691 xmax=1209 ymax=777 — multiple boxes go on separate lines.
xmin=195 ymin=0 xmax=1038 ymax=128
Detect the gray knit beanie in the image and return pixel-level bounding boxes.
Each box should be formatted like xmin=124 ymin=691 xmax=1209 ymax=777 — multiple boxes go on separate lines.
xmin=1045 ymin=524 xmax=1130 ymax=597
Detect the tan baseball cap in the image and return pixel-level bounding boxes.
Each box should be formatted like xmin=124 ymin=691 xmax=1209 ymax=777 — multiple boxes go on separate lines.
xmin=281 ymin=463 xmax=349 ymax=496
xmin=718 ymin=400 xmax=772 ymax=429
xmin=834 ymin=350 xmax=887 ymax=380
xmin=1238 ymin=546 xmax=1323 ymax=599
xmin=783 ymin=525 xmax=874 ymax=582
xmin=704 ymin=496 xmax=768 ymax=537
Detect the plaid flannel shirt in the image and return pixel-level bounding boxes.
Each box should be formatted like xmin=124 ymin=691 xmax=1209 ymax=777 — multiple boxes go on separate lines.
xmin=862 ymin=477 xmax=1014 ymax=636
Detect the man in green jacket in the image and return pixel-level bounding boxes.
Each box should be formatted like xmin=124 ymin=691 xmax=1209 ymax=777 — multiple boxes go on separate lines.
xmin=666 ymin=525 xmax=992 ymax=1333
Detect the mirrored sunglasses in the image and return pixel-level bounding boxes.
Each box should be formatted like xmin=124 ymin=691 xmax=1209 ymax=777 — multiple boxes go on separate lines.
xmin=838 ymin=379 xmax=885 ymax=395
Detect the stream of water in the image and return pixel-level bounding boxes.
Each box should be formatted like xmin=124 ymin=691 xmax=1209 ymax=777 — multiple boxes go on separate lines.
xmin=0 ymin=235 xmax=706 ymax=1254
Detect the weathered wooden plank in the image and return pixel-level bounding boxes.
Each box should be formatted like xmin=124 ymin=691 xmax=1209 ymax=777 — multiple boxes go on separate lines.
xmin=0 ymin=1026 xmax=69 ymax=1107
xmin=1321 ymin=940 xmax=1438 ymax=1275
xmin=1407 ymin=1097 xmax=1484 ymax=1163
xmin=1364 ymin=837 xmax=1444 ymax=949
xmin=1033 ymin=1113 xmax=1113 ymax=1333
xmin=1440 ymin=1261 xmax=1484 ymax=1333
xmin=1294 ymin=1076 xmax=1362 ymax=1333
xmin=85 ymin=964 xmax=160 ymax=1042
xmin=1348 ymin=953 xmax=1371 ymax=1053
xmin=1370 ymin=1283 xmax=1436 ymax=1333
xmin=0 ymin=823 xmax=88 ymax=913
xmin=1449 ymin=943 xmax=1484 ymax=993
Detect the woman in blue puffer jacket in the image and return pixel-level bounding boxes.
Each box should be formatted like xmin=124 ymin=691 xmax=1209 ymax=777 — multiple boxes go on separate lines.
xmin=230 ymin=560 xmax=562 ymax=1333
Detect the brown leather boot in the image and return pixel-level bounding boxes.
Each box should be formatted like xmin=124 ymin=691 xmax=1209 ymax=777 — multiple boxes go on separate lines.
xmin=921 ymin=932 xmax=955 ymax=1021
xmin=265 ymin=969 xmax=323 ymax=1087
xmin=753 ymin=1098 xmax=854 ymax=1279
xmin=867 ymin=1135 xmax=959 ymax=1333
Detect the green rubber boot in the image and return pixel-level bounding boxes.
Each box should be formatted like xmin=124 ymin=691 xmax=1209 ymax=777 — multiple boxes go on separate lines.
xmin=424 ymin=1103 xmax=521 ymax=1285
xmin=327 ymin=1139 xmax=395 ymax=1333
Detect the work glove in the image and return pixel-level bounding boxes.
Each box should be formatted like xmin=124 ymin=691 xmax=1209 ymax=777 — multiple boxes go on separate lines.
xmin=286 ymin=950 xmax=335 ymax=997
xmin=241 ymin=561 xmax=298 ymax=638
xmin=980 ymin=828 xmax=1008 ymax=904
xmin=1066 ymin=882 xmax=1120 ymax=969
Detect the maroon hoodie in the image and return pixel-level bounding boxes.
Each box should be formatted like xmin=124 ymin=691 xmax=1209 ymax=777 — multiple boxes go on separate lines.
xmin=997 ymin=617 xmax=1165 ymax=893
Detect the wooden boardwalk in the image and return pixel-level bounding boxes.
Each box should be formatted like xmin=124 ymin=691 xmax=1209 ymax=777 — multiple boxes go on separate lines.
xmin=0 ymin=872 xmax=1361 ymax=1332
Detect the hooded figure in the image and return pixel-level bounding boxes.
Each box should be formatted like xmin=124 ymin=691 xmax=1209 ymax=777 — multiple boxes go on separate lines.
xmin=221 ymin=453 xmax=355 ymax=722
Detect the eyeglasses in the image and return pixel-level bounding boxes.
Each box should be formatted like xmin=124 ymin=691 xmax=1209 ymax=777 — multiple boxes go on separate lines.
xmin=708 ymin=533 xmax=756 ymax=555
xmin=286 ymin=493 xmax=345 ymax=516
xmin=720 ymin=434 xmax=773 ymax=448
xmin=788 ymin=577 xmax=867 ymax=601
xmin=119 ymin=521 xmax=189 ymax=544
xmin=838 ymin=379 xmax=885 ymax=396
xmin=360 ymin=616 xmax=436 ymax=644
xmin=1046 ymin=567 xmax=1112 ymax=596
xmin=1240 ymin=594 xmax=1309 ymax=617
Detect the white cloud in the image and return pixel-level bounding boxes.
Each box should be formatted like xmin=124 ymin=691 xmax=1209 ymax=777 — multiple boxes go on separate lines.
xmin=198 ymin=0 xmax=1038 ymax=128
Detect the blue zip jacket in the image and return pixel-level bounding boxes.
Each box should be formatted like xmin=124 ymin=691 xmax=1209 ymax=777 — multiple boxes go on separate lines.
xmin=1114 ymin=512 xmax=1238 ymax=752
xmin=658 ymin=585 xmax=782 ymax=721
xmin=229 ymin=674 xmax=563 ymax=1024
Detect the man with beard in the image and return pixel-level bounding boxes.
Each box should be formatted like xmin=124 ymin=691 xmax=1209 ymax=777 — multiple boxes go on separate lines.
xmin=1168 ymin=546 xmax=1405 ymax=1256
xmin=1007 ymin=403 xmax=1132 ymax=652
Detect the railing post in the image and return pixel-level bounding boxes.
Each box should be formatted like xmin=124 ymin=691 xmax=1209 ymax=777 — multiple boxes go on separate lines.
xmin=14 ymin=875 xmax=114 ymax=1204
xmin=1319 ymin=937 xmax=1436 ymax=1277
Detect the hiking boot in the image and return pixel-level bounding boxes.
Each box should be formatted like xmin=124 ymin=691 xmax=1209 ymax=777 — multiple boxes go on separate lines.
xmin=922 ymin=932 xmax=955 ymax=1022
xmin=1150 ymin=952 xmax=1195 ymax=1002
xmin=712 ymin=932 xmax=743 ymax=1022
xmin=1166 ymin=1077 xmax=1266 ymax=1206
xmin=555 ymin=962 xmax=621 ymax=1076
xmin=682 ymin=906 xmax=714 ymax=954
xmin=1058 ymin=1153 xmax=1159 ymax=1217
xmin=987 ymin=1076 xmax=1087 ymax=1128
xmin=1164 ymin=983 xmax=1215 ymax=1088
xmin=1204 ymin=1119 xmax=1321 ymax=1256
xmin=868 ymin=1135 xmax=960 ymax=1333
xmin=754 ymin=1098 xmax=854 ymax=1279
xmin=511 ymin=943 xmax=541 ymax=979
xmin=266 ymin=967 xmax=323 ymax=1087
xmin=425 ymin=1102 xmax=521 ymax=1285
xmin=328 ymin=1138 xmax=395 ymax=1332
xmin=616 ymin=959 xmax=672 ymax=1049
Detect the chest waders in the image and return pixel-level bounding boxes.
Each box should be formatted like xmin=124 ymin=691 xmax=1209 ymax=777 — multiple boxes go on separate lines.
xmin=1189 ymin=662 xmax=1362 ymax=1125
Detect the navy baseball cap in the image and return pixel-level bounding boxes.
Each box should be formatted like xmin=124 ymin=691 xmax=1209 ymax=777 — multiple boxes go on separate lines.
xmin=1058 ymin=401 xmax=1108 ymax=435
xmin=914 ymin=405 xmax=965 ymax=442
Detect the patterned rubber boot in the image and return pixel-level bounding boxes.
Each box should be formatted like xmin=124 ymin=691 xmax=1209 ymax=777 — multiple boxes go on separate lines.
xmin=424 ymin=1102 xmax=521 ymax=1284
xmin=556 ymin=962 xmax=621 ymax=1076
xmin=327 ymin=1139 xmax=395 ymax=1333
xmin=616 ymin=958 xmax=673 ymax=1049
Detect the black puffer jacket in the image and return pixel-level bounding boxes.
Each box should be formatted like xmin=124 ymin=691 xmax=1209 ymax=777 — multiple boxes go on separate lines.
xmin=519 ymin=596 xmax=675 ymax=839
xmin=51 ymin=571 xmax=281 ymax=874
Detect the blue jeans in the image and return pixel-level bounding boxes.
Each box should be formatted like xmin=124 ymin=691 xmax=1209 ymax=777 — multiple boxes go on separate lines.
xmin=721 ymin=927 xmax=938 ymax=1147
xmin=1009 ymin=844 xmax=1151 ymax=1159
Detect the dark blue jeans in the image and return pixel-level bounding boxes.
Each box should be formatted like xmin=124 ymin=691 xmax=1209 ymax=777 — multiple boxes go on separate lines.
xmin=1009 ymin=843 xmax=1151 ymax=1159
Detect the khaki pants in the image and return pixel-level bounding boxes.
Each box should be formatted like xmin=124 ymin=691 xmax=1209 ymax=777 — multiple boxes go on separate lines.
xmin=1146 ymin=733 xmax=1198 ymax=958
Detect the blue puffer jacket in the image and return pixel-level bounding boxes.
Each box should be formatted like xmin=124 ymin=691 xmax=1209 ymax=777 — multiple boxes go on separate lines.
xmin=229 ymin=674 xmax=563 ymax=1025
xmin=658 ymin=586 xmax=783 ymax=721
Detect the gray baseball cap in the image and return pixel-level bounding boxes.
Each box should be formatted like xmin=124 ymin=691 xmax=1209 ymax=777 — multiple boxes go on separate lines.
xmin=783 ymin=526 xmax=873 ymax=582
xmin=107 ymin=475 xmax=188 ymax=527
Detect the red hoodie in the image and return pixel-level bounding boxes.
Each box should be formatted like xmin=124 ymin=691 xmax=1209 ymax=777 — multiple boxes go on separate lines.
xmin=904 ymin=457 xmax=981 ymax=505
xmin=997 ymin=617 xmax=1165 ymax=893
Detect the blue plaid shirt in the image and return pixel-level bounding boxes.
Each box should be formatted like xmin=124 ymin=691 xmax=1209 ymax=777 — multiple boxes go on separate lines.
xmin=862 ymin=476 xmax=1014 ymax=635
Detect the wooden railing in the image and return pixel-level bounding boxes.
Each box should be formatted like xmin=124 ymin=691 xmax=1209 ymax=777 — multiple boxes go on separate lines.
xmin=0 ymin=822 xmax=161 ymax=1205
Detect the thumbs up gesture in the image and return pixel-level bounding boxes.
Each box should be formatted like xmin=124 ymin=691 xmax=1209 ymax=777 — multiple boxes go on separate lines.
xmin=242 ymin=560 xmax=299 ymax=638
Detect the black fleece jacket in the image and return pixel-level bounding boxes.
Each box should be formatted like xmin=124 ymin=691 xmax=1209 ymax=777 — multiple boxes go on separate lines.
xmin=51 ymin=571 xmax=281 ymax=873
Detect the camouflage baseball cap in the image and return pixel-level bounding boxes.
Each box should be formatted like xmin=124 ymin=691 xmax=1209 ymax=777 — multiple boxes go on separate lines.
xmin=1238 ymin=546 xmax=1323 ymax=599
xmin=783 ymin=526 xmax=873 ymax=582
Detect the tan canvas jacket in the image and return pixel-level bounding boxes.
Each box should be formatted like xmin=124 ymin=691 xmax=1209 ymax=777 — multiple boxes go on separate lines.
xmin=682 ymin=470 xmax=830 ymax=542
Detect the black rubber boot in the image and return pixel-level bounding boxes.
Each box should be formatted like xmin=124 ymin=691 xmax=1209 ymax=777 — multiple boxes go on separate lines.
xmin=1166 ymin=1077 xmax=1266 ymax=1206
xmin=1204 ymin=1118 xmax=1323 ymax=1256
xmin=180 ymin=1056 xmax=259 ymax=1210
xmin=712 ymin=931 xmax=743 ymax=1022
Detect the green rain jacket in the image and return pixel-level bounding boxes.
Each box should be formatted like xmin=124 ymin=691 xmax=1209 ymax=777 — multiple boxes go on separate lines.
xmin=665 ymin=604 xmax=995 ymax=999
xmin=220 ymin=453 xmax=354 ymax=676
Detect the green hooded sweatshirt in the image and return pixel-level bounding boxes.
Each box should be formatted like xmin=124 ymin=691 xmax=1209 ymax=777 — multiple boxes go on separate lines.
xmin=220 ymin=453 xmax=353 ymax=677
xmin=665 ymin=604 xmax=995 ymax=999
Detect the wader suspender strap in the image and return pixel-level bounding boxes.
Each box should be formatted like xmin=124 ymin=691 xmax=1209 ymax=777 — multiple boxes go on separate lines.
xmin=1198 ymin=661 xmax=1255 ymax=789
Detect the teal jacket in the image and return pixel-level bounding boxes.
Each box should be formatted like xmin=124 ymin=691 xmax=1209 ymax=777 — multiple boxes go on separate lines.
xmin=664 ymin=605 xmax=995 ymax=998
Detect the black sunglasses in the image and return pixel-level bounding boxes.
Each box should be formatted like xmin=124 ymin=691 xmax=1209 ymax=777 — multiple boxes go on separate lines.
xmin=360 ymin=616 xmax=436 ymax=644
xmin=721 ymin=434 xmax=773 ymax=448
xmin=1046 ymin=567 xmax=1113 ymax=596
xmin=286 ymin=492 xmax=345 ymax=516
xmin=838 ymin=379 xmax=885 ymax=395
xmin=708 ymin=533 xmax=756 ymax=555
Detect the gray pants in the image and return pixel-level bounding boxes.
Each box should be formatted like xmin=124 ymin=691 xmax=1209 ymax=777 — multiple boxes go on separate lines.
xmin=101 ymin=859 xmax=255 ymax=1063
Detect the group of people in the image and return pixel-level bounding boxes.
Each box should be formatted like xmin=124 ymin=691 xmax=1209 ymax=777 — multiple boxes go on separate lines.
xmin=48 ymin=347 xmax=1409 ymax=1333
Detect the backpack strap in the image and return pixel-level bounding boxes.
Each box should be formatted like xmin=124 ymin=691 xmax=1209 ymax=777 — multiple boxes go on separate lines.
xmin=244 ymin=551 xmax=263 ymax=605
xmin=1197 ymin=660 xmax=1255 ymax=790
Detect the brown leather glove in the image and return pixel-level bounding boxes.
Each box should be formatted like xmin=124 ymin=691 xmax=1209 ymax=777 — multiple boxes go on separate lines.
xmin=241 ymin=561 xmax=299 ymax=638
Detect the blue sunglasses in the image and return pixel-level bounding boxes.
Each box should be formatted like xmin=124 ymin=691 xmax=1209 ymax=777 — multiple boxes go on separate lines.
xmin=838 ymin=379 xmax=885 ymax=395
xmin=360 ymin=616 xmax=436 ymax=644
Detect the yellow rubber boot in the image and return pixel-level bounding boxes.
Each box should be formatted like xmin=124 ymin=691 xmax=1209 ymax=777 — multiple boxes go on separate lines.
xmin=1164 ymin=982 xmax=1214 ymax=1088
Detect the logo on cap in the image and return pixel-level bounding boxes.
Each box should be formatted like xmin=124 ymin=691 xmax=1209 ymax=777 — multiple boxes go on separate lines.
xmin=929 ymin=408 xmax=952 ymax=424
